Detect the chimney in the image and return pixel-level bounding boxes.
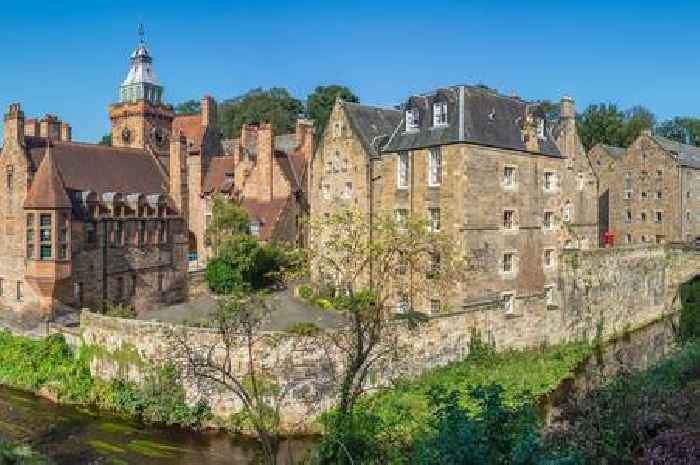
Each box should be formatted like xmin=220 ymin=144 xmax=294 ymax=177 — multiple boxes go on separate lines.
xmin=39 ymin=115 xmax=61 ymax=140
xmin=560 ymin=95 xmax=575 ymax=120
xmin=25 ymin=119 xmax=39 ymax=137
xmin=559 ymin=95 xmax=577 ymax=158
xmin=295 ymin=118 xmax=315 ymax=162
xmin=169 ymin=131 xmax=189 ymax=221
xmin=239 ymin=124 xmax=259 ymax=160
xmin=201 ymin=96 xmax=217 ymax=128
xmin=60 ymin=123 xmax=72 ymax=142
xmin=3 ymin=103 xmax=25 ymax=147
xmin=523 ymin=110 xmax=539 ymax=152
xmin=258 ymin=123 xmax=275 ymax=201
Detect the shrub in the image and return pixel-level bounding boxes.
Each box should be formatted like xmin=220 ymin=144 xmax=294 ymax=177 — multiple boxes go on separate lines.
xmin=678 ymin=278 xmax=700 ymax=342
xmin=286 ymin=322 xmax=321 ymax=337
xmin=298 ymin=285 xmax=314 ymax=300
xmin=103 ymin=302 xmax=137 ymax=319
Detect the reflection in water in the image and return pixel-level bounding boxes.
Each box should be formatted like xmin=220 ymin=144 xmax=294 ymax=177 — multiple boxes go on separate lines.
xmin=0 ymin=387 xmax=315 ymax=465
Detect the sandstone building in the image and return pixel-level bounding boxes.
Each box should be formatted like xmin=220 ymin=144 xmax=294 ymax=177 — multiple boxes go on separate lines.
xmin=590 ymin=132 xmax=700 ymax=246
xmin=309 ymin=87 xmax=598 ymax=315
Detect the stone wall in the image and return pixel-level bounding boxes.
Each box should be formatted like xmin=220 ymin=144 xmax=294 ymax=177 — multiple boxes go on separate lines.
xmin=79 ymin=245 xmax=700 ymax=432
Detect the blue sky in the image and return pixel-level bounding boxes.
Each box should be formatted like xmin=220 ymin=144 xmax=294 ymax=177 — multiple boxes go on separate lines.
xmin=2 ymin=0 xmax=700 ymax=142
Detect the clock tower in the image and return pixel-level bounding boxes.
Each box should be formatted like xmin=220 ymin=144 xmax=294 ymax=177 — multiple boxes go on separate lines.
xmin=108 ymin=25 xmax=174 ymax=158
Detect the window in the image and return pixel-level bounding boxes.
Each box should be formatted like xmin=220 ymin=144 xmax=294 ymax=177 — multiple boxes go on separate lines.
xmin=429 ymin=299 xmax=441 ymax=315
xmin=656 ymin=235 xmax=665 ymax=245
xmin=85 ymin=222 xmax=96 ymax=244
xmin=626 ymin=234 xmax=633 ymax=244
xmin=159 ymin=221 xmax=167 ymax=243
xmin=563 ymin=202 xmax=572 ymax=223
xmin=503 ymin=252 xmax=514 ymax=274
xmin=543 ymin=211 xmax=554 ymax=230
xmin=397 ymin=252 xmax=408 ymax=275
xmin=138 ymin=221 xmax=146 ymax=247
xmin=321 ymin=183 xmax=331 ymax=200
xmin=687 ymin=211 xmax=692 ymax=222
xmin=503 ymin=210 xmax=515 ymax=230
xmin=16 ymin=281 xmax=22 ymax=301
xmin=58 ymin=215 xmax=68 ymax=260
xmin=657 ymin=170 xmax=663 ymax=177
xmin=656 ymin=211 xmax=663 ymax=224
xmin=657 ymin=191 xmax=663 ymax=200
xmin=396 ymin=294 xmax=409 ymax=314
xmin=543 ymin=171 xmax=556 ymax=191
xmin=429 ymin=252 xmax=441 ymax=277
xmin=6 ymin=165 xmax=13 ymax=190
xmin=537 ymin=119 xmax=545 ymax=139
xmin=250 ymin=221 xmax=261 ymax=237
xmin=428 ymin=147 xmax=442 ymax=187
xmin=333 ymin=122 xmax=342 ymax=138
xmin=544 ymin=248 xmax=554 ymax=268
xmin=641 ymin=235 xmax=648 ymax=243
xmin=397 ymin=151 xmax=409 ymax=189
xmin=625 ymin=210 xmax=632 ymax=223
xmin=406 ymin=109 xmax=419 ymax=131
xmin=640 ymin=212 xmax=647 ymax=222
xmin=544 ymin=286 xmax=555 ymax=306
xmin=429 ymin=207 xmax=440 ymax=232
xmin=74 ymin=282 xmax=83 ymax=306
xmin=503 ymin=166 xmax=516 ymax=188
xmin=341 ymin=158 xmax=349 ymax=173
xmin=342 ymin=182 xmax=353 ymax=199
xmin=624 ymin=172 xmax=633 ymax=190
xmin=433 ymin=102 xmax=448 ymax=127
xmin=39 ymin=214 xmax=52 ymax=260
xmin=395 ymin=209 xmax=408 ymax=230
xmin=26 ymin=214 xmax=34 ymax=260
xmin=577 ymin=173 xmax=584 ymax=191
xmin=641 ymin=191 xmax=648 ymax=200
xmin=503 ymin=292 xmax=515 ymax=314
xmin=624 ymin=191 xmax=632 ymax=200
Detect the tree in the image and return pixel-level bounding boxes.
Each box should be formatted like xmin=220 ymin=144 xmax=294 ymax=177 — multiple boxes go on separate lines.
xmin=219 ymin=88 xmax=304 ymax=139
xmin=306 ymin=85 xmax=359 ymax=140
xmin=175 ymin=99 xmax=202 ymax=116
xmin=99 ymin=133 xmax=112 ymax=146
xmin=307 ymin=208 xmax=464 ymax=464
xmin=577 ymin=103 xmax=626 ymax=150
xmin=204 ymin=194 xmax=251 ymax=255
xmin=656 ymin=117 xmax=700 ymax=146
xmin=621 ymin=105 xmax=656 ymax=147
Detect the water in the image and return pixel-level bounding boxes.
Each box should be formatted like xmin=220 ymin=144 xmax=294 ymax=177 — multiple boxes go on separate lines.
xmin=0 ymin=387 xmax=316 ymax=465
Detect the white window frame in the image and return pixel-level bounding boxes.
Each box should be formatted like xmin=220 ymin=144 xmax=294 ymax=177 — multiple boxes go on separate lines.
xmin=577 ymin=173 xmax=585 ymax=191
xmin=397 ymin=151 xmax=409 ymax=189
xmin=537 ymin=118 xmax=546 ymax=139
xmin=625 ymin=209 xmax=632 ymax=223
xmin=342 ymin=182 xmax=353 ymax=199
xmin=428 ymin=147 xmax=442 ymax=187
xmin=429 ymin=298 xmax=441 ymax=315
xmin=655 ymin=210 xmax=663 ymax=224
xmin=503 ymin=209 xmax=517 ymax=231
xmin=543 ymin=170 xmax=556 ymax=192
xmin=406 ymin=109 xmax=419 ymax=131
xmin=429 ymin=207 xmax=440 ymax=232
xmin=502 ymin=291 xmax=515 ymax=315
xmin=543 ymin=211 xmax=554 ymax=230
xmin=395 ymin=208 xmax=408 ymax=231
xmin=503 ymin=165 xmax=516 ymax=189
xmin=544 ymin=285 xmax=555 ymax=306
xmin=333 ymin=122 xmax=342 ymax=139
xmin=433 ymin=102 xmax=448 ymax=127
xmin=502 ymin=251 xmax=516 ymax=275
xmin=563 ymin=202 xmax=572 ymax=223
xmin=321 ymin=183 xmax=331 ymax=200
xmin=543 ymin=248 xmax=555 ymax=268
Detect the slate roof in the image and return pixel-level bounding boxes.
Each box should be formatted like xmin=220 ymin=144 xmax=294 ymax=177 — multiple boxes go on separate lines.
xmin=341 ymin=101 xmax=402 ymax=157
xmin=203 ymin=157 xmax=235 ymax=195
xmin=25 ymin=137 xmax=167 ymax=195
xmin=652 ymin=135 xmax=700 ymax=169
xmin=24 ymin=144 xmax=72 ymax=209
xmin=382 ymin=85 xmax=561 ymax=157
xmin=598 ymin=144 xmax=627 ymax=160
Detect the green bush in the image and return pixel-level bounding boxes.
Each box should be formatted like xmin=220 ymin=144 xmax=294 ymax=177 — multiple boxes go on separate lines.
xmin=0 ymin=440 xmax=51 ymax=465
xmin=205 ymin=234 xmax=291 ymax=294
xmin=298 ymin=285 xmax=314 ymax=300
xmin=678 ymin=278 xmax=700 ymax=342
xmin=103 ymin=303 xmax=137 ymax=319
xmin=286 ymin=322 xmax=322 ymax=337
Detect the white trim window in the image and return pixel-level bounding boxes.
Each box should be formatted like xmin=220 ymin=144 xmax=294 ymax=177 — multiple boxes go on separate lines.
xmin=397 ymin=151 xmax=409 ymax=189
xmin=563 ymin=202 xmax=572 ymax=223
xmin=406 ymin=109 xmax=420 ymax=131
xmin=543 ymin=248 xmax=554 ymax=268
xmin=433 ymin=102 xmax=448 ymax=127
xmin=429 ymin=207 xmax=441 ymax=232
xmin=429 ymin=298 xmax=441 ymax=315
xmin=333 ymin=122 xmax=342 ymax=139
xmin=537 ymin=118 xmax=546 ymax=139
xmin=395 ymin=208 xmax=408 ymax=230
xmin=249 ymin=220 xmax=262 ymax=237
xmin=321 ymin=183 xmax=331 ymax=200
xmin=543 ymin=211 xmax=554 ymax=230
xmin=342 ymin=182 xmax=353 ymax=199
xmin=503 ymin=166 xmax=516 ymax=189
xmin=544 ymin=285 xmax=555 ymax=306
xmin=503 ymin=292 xmax=515 ymax=315
xmin=503 ymin=252 xmax=515 ymax=274
xmin=428 ymin=147 xmax=442 ymax=187
xmin=577 ymin=173 xmax=585 ymax=191
xmin=503 ymin=210 xmax=516 ymax=230
xmin=543 ymin=171 xmax=556 ymax=191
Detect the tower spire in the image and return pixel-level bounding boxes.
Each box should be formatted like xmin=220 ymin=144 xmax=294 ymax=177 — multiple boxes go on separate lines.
xmin=138 ymin=23 xmax=145 ymax=44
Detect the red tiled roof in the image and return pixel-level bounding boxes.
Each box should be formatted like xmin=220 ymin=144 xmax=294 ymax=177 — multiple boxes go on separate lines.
xmin=24 ymin=144 xmax=71 ymax=209
xmin=240 ymin=198 xmax=289 ymax=241
xmin=203 ymin=157 xmax=235 ymax=194
xmin=26 ymin=137 xmax=167 ymax=195
xmin=172 ymin=115 xmax=205 ymax=146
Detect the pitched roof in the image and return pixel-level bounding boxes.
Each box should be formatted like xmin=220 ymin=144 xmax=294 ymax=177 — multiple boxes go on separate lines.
xmin=26 ymin=137 xmax=167 ymax=195
xmin=342 ymin=101 xmax=402 ymax=157
xmin=172 ymin=115 xmax=205 ymax=146
xmin=240 ymin=197 xmax=289 ymax=241
xmin=597 ymin=144 xmax=627 ymax=160
xmin=24 ymin=144 xmax=72 ymax=209
xmin=382 ymin=85 xmax=561 ymax=157
xmin=203 ymin=157 xmax=235 ymax=194
xmin=651 ymin=135 xmax=700 ymax=169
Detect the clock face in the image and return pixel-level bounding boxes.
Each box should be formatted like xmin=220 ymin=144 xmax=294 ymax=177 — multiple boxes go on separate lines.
xmin=121 ymin=126 xmax=131 ymax=143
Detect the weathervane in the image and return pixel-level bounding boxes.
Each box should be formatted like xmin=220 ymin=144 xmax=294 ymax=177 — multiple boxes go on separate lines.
xmin=138 ymin=23 xmax=145 ymax=44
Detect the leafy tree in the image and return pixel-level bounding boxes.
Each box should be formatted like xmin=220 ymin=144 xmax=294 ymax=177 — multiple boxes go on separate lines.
xmin=621 ymin=105 xmax=656 ymax=146
xmin=656 ymin=117 xmax=700 ymax=145
xmin=204 ymin=194 xmax=250 ymax=255
xmin=577 ymin=103 xmax=626 ymax=150
xmin=219 ymin=88 xmax=304 ymax=139
xmin=538 ymin=100 xmax=561 ymax=122
xmin=99 ymin=133 xmax=112 ymax=146
xmin=175 ymin=99 xmax=202 ymax=116
xmin=306 ymin=85 xmax=359 ymax=140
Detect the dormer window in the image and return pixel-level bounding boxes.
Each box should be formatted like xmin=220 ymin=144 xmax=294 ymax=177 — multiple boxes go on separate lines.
xmin=537 ymin=118 xmax=546 ymax=139
xmin=433 ymin=102 xmax=448 ymax=127
xmin=406 ymin=109 xmax=420 ymax=131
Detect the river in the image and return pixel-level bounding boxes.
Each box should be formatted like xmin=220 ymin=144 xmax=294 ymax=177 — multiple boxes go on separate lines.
xmin=0 ymin=386 xmax=315 ymax=464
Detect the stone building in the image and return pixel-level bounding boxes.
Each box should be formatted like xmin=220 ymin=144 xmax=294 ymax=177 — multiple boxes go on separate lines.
xmin=0 ymin=36 xmax=190 ymax=318
xmin=309 ymin=86 xmax=598 ymax=315
xmin=588 ymin=144 xmax=627 ymax=246
xmin=591 ymin=132 xmax=700 ymax=246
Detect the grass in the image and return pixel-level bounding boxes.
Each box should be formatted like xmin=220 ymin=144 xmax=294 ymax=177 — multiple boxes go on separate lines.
xmin=353 ymin=341 xmax=592 ymax=444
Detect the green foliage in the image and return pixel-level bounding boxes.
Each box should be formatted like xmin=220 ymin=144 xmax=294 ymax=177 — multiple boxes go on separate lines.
xmin=99 ymin=133 xmax=112 ymax=146
xmin=298 ymin=284 xmax=314 ymax=300
xmin=175 ymin=99 xmax=201 ymax=116
xmin=577 ymin=103 xmax=655 ymax=150
xmin=103 ymin=302 xmax=137 ymax=319
xmin=219 ymin=87 xmax=304 ymax=139
xmin=0 ymin=332 xmax=210 ymax=429
xmin=678 ymin=278 xmax=700 ymax=342
xmin=205 ymin=195 xmax=250 ymax=255
xmin=0 ymin=440 xmax=51 ymax=465
xmin=286 ymin=322 xmax=322 ymax=337
xmin=306 ymin=85 xmax=359 ymax=141
xmin=205 ymin=234 xmax=292 ymax=294
xmin=656 ymin=116 xmax=700 ymax=145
